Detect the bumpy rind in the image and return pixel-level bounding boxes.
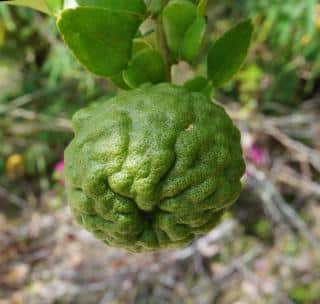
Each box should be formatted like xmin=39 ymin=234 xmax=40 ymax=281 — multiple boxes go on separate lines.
xmin=64 ymin=83 xmax=245 ymax=252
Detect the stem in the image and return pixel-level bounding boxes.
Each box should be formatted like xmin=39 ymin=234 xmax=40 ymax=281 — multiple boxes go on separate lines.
xmin=155 ymin=16 xmax=171 ymax=82
xmin=197 ymin=0 xmax=208 ymax=16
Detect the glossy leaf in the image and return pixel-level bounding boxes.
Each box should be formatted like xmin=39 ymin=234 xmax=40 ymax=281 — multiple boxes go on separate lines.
xmin=180 ymin=16 xmax=207 ymax=62
xmin=184 ymin=76 xmax=208 ymax=92
xmin=123 ymin=48 xmax=166 ymax=88
xmin=162 ymin=0 xmax=197 ymax=58
xmin=132 ymin=38 xmax=153 ymax=54
xmin=66 ymin=0 xmax=146 ymax=14
xmin=45 ymin=0 xmax=62 ymax=15
xmin=149 ymin=0 xmax=168 ymax=15
xmin=110 ymin=39 xmax=154 ymax=90
xmin=2 ymin=0 xmax=51 ymax=14
xmin=110 ymin=72 xmax=131 ymax=90
xmin=57 ymin=2 xmax=146 ymax=78
xmin=207 ymin=19 xmax=254 ymax=87
xmin=184 ymin=75 xmax=212 ymax=97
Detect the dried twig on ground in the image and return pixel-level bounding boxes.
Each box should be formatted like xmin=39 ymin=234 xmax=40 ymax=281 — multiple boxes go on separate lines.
xmin=212 ymin=245 xmax=263 ymax=283
xmin=272 ymin=163 xmax=320 ymax=197
xmin=263 ymin=123 xmax=320 ymax=172
xmin=169 ymin=219 xmax=238 ymax=261
xmin=0 ymin=184 xmax=28 ymax=210
xmin=7 ymin=108 xmax=72 ymax=132
xmin=247 ymin=164 xmax=320 ymax=250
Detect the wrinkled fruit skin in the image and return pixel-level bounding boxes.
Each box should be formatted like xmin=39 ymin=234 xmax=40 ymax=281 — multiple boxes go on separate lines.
xmin=64 ymin=83 xmax=245 ymax=252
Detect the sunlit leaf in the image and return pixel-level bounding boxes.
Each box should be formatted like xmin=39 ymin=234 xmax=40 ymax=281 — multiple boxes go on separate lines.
xmin=180 ymin=16 xmax=207 ymax=62
xmin=162 ymin=0 xmax=197 ymax=57
xmin=123 ymin=48 xmax=166 ymax=88
xmin=57 ymin=1 xmax=146 ymax=78
xmin=2 ymin=0 xmax=51 ymax=14
xmin=207 ymin=19 xmax=254 ymax=87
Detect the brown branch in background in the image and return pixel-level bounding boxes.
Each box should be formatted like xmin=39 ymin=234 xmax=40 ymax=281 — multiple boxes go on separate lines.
xmin=8 ymin=108 xmax=72 ymax=132
xmin=247 ymin=164 xmax=320 ymax=250
xmin=212 ymin=245 xmax=263 ymax=283
xmin=169 ymin=219 xmax=238 ymax=260
xmin=263 ymin=124 xmax=320 ymax=172
xmin=272 ymin=163 xmax=320 ymax=197
xmin=0 ymin=184 xmax=28 ymax=210
xmin=0 ymin=86 xmax=65 ymax=115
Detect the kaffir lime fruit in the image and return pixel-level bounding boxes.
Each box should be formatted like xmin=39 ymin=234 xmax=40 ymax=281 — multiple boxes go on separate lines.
xmin=64 ymin=83 xmax=245 ymax=252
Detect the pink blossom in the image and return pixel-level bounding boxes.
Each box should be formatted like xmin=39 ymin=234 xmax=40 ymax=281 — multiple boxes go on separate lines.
xmin=248 ymin=143 xmax=268 ymax=166
xmin=54 ymin=160 xmax=64 ymax=173
xmin=54 ymin=160 xmax=64 ymax=185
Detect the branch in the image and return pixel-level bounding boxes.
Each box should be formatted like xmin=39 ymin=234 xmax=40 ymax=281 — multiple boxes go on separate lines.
xmin=155 ymin=16 xmax=171 ymax=81
xmin=264 ymin=124 xmax=320 ymax=172
xmin=0 ymin=184 xmax=28 ymax=210
xmin=247 ymin=164 xmax=320 ymax=249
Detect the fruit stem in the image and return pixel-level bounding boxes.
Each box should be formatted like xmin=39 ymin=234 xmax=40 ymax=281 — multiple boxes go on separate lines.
xmin=155 ymin=16 xmax=172 ymax=82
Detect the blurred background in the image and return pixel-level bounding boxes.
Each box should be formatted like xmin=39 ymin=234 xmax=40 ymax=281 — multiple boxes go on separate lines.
xmin=0 ymin=1 xmax=320 ymax=303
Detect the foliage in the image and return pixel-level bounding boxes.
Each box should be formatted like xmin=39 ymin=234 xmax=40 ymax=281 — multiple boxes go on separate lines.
xmin=212 ymin=0 xmax=320 ymax=107
xmin=0 ymin=4 xmax=110 ymax=188
xmin=207 ymin=19 xmax=253 ymax=87
xmin=290 ymin=282 xmax=320 ymax=303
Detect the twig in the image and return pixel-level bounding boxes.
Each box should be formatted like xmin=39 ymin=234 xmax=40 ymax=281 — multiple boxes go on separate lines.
xmin=236 ymin=258 xmax=294 ymax=304
xmin=7 ymin=108 xmax=72 ymax=132
xmin=212 ymin=245 xmax=263 ymax=282
xmin=247 ymin=164 xmax=320 ymax=249
xmin=170 ymin=219 xmax=238 ymax=260
xmin=263 ymin=124 xmax=320 ymax=172
xmin=268 ymin=113 xmax=316 ymax=127
xmin=0 ymin=87 xmax=64 ymax=114
xmin=246 ymin=167 xmax=285 ymax=226
xmin=0 ymin=184 xmax=28 ymax=210
xmin=229 ymin=108 xmax=320 ymax=172
xmin=273 ymin=164 xmax=320 ymax=197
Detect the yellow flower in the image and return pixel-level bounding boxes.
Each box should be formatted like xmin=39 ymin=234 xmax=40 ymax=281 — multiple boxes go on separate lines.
xmin=6 ymin=154 xmax=24 ymax=179
xmin=300 ymin=35 xmax=311 ymax=46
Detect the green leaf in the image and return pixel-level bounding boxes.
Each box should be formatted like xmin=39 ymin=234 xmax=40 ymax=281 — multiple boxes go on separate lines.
xmin=184 ymin=76 xmax=208 ymax=92
xmin=162 ymin=0 xmax=197 ymax=58
xmin=67 ymin=0 xmax=146 ymax=14
xmin=184 ymin=75 xmax=212 ymax=97
xmin=57 ymin=1 xmax=146 ymax=78
xmin=2 ymin=0 xmax=51 ymax=14
xmin=111 ymin=38 xmax=154 ymax=90
xmin=132 ymin=38 xmax=153 ymax=53
xmin=110 ymin=72 xmax=131 ymax=90
xmin=45 ymin=0 xmax=62 ymax=15
xmin=123 ymin=48 xmax=166 ymax=88
xmin=207 ymin=19 xmax=254 ymax=87
xmin=180 ymin=16 xmax=207 ymax=63
xmin=149 ymin=0 xmax=168 ymax=15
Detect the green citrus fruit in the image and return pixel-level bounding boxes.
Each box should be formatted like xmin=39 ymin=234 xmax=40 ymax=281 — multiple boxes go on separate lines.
xmin=64 ymin=83 xmax=245 ymax=252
